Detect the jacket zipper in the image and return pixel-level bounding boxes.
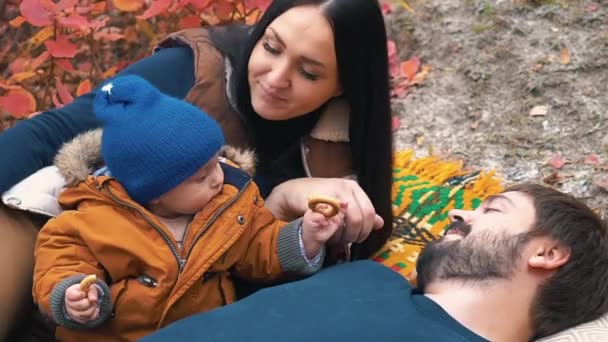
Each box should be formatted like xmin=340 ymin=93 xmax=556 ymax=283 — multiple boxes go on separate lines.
xmin=99 ymin=178 xmax=252 ymax=274
xmin=99 ymin=183 xmax=185 ymax=272
xmin=183 ymin=178 xmax=252 ymax=262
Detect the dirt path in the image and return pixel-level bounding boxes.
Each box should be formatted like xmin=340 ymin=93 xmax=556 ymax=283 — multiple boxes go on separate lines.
xmin=388 ymin=0 xmax=608 ymax=214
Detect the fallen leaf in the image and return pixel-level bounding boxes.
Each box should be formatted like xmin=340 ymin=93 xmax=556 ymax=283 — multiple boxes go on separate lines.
xmin=529 ymin=105 xmax=548 ymax=117
xmin=0 ymin=88 xmax=37 ymax=118
xmin=415 ymin=134 xmax=424 ymax=146
xmin=470 ymin=120 xmax=481 ymax=130
xmin=215 ymin=0 xmax=234 ymax=20
xmin=401 ymin=57 xmax=421 ymax=81
xmin=586 ymin=2 xmax=600 ymax=12
xmin=559 ymin=47 xmax=571 ymax=65
xmin=57 ymin=12 xmax=91 ymax=30
xmin=584 ymin=153 xmax=601 ymax=165
xmin=102 ymin=66 xmax=118 ymax=79
xmin=549 ymin=153 xmax=566 ymax=169
xmin=593 ymin=174 xmax=608 ymax=192
xmin=410 ymin=64 xmax=431 ymax=86
xmin=31 ymin=51 xmax=51 ymax=70
xmin=9 ymin=16 xmax=26 ymax=28
xmin=543 ymin=172 xmax=562 ymax=185
xmin=189 ymin=0 xmax=214 ymax=10
xmin=531 ymin=63 xmax=544 ymax=72
xmin=392 ymin=117 xmax=401 ymax=132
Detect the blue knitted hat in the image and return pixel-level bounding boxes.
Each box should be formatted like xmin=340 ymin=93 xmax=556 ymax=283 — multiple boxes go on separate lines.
xmin=93 ymin=75 xmax=224 ymax=204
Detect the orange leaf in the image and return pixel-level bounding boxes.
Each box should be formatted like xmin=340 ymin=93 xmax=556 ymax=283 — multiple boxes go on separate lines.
xmin=112 ymin=0 xmax=145 ymax=12
xmin=30 ymin=26 xmax=55 ymax=46
xmin=55 ymin=59 xmax=76 ymax=73
xmin=91 ymin=1 xmax=107 ymax=15
xmin=179 ymin=15 xmax=202 ymax=29
xmin=0 ymin=88 xmax=37 ymax=118
xmin=19 ymin=0 xmax=53 ymax=26
xmin=76 ymin=79 xmax=93 ymax=96
xmin=45 ymin=36 xmax=78 ymax=58
xmin=549 ymin=154 xmax=566 ymax=169
xmin=55 ymin=77 xmax=74 ymax=105
xmin=137 ymin=0 xmax=172 ymax=19
xmin=9 ymin=71 xmax=38 ymax=83
xmin=410 ymin=64 xmax=431 ymax=86
xmin=8 ymin=58 xmax=27 ymax=74
xmin=102 ymin=66 xmax=118 ymax=79
xmin=9 ymin=16 xmax=26 ymax=28
xmin=401 ymin=57 xmax=421 ymax=81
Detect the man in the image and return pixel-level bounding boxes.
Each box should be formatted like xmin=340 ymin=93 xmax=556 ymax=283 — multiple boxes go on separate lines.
xmin=142 ymin=183 xmax=608 ymax=341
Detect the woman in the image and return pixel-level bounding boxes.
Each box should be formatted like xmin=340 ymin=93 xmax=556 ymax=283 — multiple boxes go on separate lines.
xmin=0 ymin=0 xmax=393 ymax=339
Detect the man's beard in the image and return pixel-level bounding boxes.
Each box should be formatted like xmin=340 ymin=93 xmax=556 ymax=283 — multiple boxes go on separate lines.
xmin=416 ymin=221 xmax=531 ymax=291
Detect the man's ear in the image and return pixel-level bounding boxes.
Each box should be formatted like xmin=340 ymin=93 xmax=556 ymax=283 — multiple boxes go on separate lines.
xmin=528 ymin=238 xmax=571 ymax=270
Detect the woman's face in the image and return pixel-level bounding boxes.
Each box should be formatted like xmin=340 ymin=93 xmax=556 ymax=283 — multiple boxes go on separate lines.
xmin=248 ymin=5 xmax=341 ymax=120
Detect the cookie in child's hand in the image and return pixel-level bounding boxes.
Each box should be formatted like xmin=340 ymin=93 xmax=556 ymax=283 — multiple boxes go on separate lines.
xmin=79 ymin=274 xmax=97 ymax=291
xmin=308 ymin=195 xmax=340 ymax=218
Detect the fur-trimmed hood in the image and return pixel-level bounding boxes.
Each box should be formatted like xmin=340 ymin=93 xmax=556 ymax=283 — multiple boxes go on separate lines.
xmin=54 ymin=128 xmax=256 ymax=187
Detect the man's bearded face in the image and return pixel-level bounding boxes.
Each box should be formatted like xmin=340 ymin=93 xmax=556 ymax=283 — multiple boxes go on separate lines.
xmin=416 ymin=220 xmax=531 ymax=290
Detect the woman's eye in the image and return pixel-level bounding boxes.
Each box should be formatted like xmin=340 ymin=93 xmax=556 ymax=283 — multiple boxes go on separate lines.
xmin=262 ymin=41 xmax=280 ymax=55
xmin=300 ymin=68 xmax=319 ymax=81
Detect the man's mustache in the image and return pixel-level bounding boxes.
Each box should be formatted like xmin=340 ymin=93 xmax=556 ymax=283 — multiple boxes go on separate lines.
xmin=445 ymin=220 xmax=472 ymax=236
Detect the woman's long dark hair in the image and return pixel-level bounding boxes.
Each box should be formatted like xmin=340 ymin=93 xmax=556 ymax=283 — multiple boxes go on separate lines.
xmin=210 ymin=0 xmax=393 ymax=259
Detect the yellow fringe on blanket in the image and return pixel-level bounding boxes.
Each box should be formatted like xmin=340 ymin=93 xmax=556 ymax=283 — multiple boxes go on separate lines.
xmin=372 ymin=150 xmax=504 ymax=282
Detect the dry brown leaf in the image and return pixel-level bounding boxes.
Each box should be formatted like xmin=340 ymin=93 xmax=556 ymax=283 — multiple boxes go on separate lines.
xmin=559 ymin=47 xmax=571 ymax=65
xmin=529 ymin=105 xmax=548 ymax=117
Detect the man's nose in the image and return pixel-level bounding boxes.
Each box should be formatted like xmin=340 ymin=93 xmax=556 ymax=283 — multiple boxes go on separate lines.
xmin=448 ymin=209 xmax=474 ymax=224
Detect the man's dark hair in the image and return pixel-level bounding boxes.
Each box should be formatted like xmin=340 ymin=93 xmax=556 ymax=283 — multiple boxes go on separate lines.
xmin=506 ymin=183 xmax=608 ymax=338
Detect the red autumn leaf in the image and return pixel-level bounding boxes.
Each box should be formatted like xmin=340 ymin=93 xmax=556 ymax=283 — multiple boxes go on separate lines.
xmin=584 ymin=153 xmax=601 ymax=165
xmin=137 ymin=0 xmax=172 ymax=19
xmin=216 ymin=0 xmax=234 ymax=20
xmin=9 ymin=58 xmax=27 ymax=74
xmin=19 ymin=0 xmax=53 ymax=26
xmin=401 ymin=57 xmax=421 ymax=81
xmin=586 ymin=2 xmax=600 ymax=12
xmin=179 ymin=15 xmax=202 ymax=29
xmin=76 ymin=79 xmax=93 ymax=96
xmin=244 ymin=0 xmax=271 ymax=11
xmin=45 ymin=36 xmax=78 ymax=58
xmin=52 ymin=93 xmax=64 ymax=109
xmin=58 ymin=12 xmax=90 ymax=30
xmin=549 ymin=153 xmax=566 ymax=169
xmin=56 ymin=0 xmax=79 ymax=11
xmin=55 ymin=59 xmax=76 ymax=73
xmin=90 ymin=1 xmax=107 ymax=15
xmin=391 ymin=116 xmax=401 ymax=132
xmin=78 ymin=62 xmax=93 ymax=72
xmin=187 ymin=0 xmax=213 ymax=10
xmin=31 ymin=51 xmax=51 ymax=70
xmin=55 ymin=77 xmax=74 ymax=105
xmin=381 ymin=2 xmax=393 ymax=15
xmin=0 ymin=88 xmax=37 ymax=118
xmin=391 ymin=85 xmax=409 ymax=98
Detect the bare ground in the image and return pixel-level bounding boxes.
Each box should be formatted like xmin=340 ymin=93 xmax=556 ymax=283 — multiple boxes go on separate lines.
xmin=387 ymin=0 xmax=608 ymax=215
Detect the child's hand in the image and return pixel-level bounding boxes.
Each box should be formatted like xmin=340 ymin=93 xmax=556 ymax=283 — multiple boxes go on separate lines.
xmin=65 ymin=283 xmax=100 ymax=324
xmin=301 ymin=201 xmax=347 ymax=259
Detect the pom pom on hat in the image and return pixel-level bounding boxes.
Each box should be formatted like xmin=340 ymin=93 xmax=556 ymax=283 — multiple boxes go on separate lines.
xmin=94 ymin=75 xmax=224 ymax=204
